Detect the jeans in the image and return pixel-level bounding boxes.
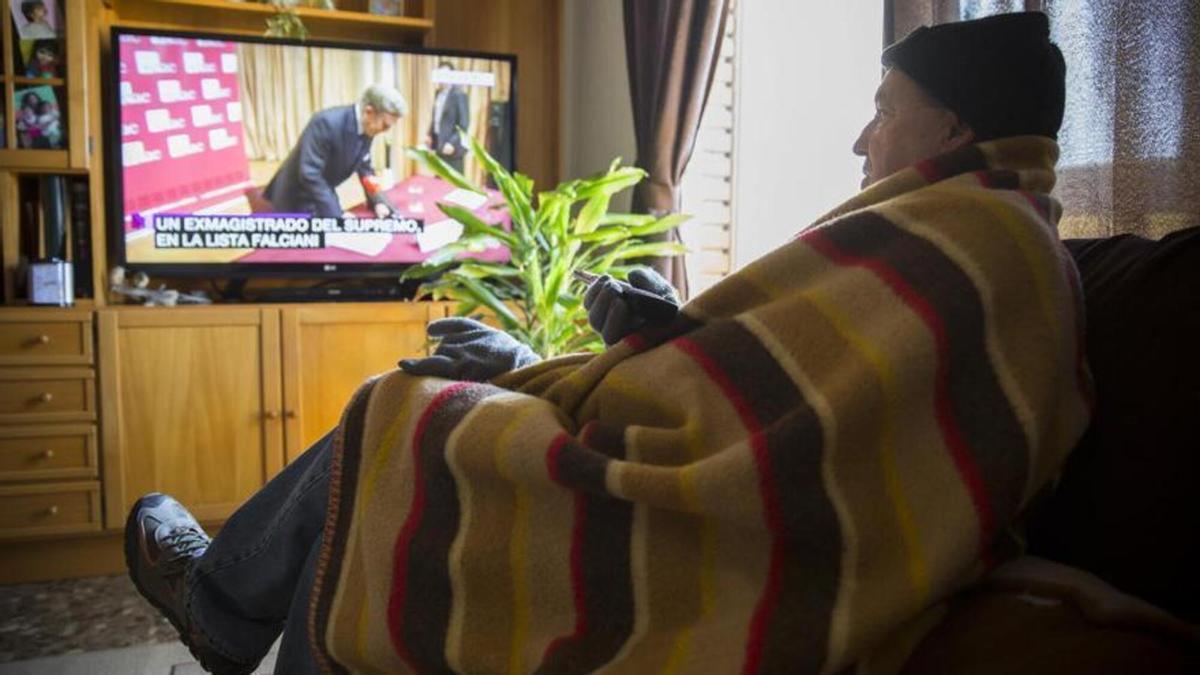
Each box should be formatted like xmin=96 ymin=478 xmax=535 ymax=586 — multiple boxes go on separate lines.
xmin=184 ymin=432 xmax=334 ymax=673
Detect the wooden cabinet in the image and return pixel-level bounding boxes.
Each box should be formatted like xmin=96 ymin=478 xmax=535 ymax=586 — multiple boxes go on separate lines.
xmin=98 ymin=306 xmax=283 ymax=526
xmin=98 ymin=302 xmax=443 ymax=528
xmin=0 ymin=309 xmax=100 ymax=540
xmin=280 ymin=303 xmax=435 ymax=462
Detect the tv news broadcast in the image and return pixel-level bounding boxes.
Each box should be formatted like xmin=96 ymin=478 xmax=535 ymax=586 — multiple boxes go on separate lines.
xmin=112 ymin=30 xmax=515 ymax=272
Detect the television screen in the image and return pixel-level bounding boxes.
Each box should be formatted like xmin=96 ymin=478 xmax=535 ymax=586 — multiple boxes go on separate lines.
xmin=108 ymin=28 xmax=515 ymax=276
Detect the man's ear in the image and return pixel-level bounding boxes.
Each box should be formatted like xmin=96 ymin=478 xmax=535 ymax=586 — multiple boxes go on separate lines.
xmin=942 ymin=115 xmax=975 ymax=152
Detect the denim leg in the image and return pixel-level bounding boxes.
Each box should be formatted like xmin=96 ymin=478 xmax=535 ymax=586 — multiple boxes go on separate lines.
xmin=273 ymin=532 xmax=323 ymax=674
xmin=184 ymin=431 xmax=334 ymax=665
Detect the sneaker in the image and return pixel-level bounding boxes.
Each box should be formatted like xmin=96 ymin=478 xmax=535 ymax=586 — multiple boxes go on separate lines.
xmin=124 ymin=493 xmax=257 ymax=675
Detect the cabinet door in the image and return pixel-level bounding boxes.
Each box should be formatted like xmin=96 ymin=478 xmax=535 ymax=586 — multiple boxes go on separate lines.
xmin=98 ymin=307 xmax=283 ymax=528
xmin=280 ymin=303 xmax=434 ymax=463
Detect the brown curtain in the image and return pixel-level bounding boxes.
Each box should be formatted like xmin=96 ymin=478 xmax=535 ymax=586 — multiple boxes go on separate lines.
xmin=886 ymin=0 xmax=1200 ymax=240
xmin=623 ymin=0 xmax=732 ymax=299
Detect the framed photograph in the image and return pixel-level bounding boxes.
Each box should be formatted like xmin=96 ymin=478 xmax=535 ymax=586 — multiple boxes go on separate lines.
xmin=14 ymin=84 xmax=63 ymax=150
xmin=368 ymin=0 xmax=404 ymax=17
xmin=9 ymin=0 xmax=61 ymax=41
xmin=21 ymin=38 xmax=63 ymax=78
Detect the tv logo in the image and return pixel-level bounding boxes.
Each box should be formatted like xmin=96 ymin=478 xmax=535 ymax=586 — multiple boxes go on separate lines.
xmin=146 ymin=109 xmax=185 ymax=133
xmin=208 ymin=128 xmax=239 ymax=151
xmin=190 ymin=104 xmax=225 ymax=128
xmin=123 ymin=141 xmax=162 ymax=166
xmin=201 ymin=79 xmax=231 ymax=101
xmin=134 ymin=50 xmax=177 ymax=75
xmin=167 ymin=134 xmax=206 ymax=158
xmin=120 ymin=81 xmax=151 ymax=105
xmin=183 ymin=52 xmax=216 ymax=74
xmin=157 ymin=80 xmax=197 ymax=103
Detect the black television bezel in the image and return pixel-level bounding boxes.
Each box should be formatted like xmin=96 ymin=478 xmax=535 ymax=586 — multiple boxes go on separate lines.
xmin=104 ymin=25 xmax=517 ymax=279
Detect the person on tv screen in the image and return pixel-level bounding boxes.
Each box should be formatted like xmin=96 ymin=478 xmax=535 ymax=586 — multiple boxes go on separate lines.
xmin=425 ymin=61 xmax=470 ymax=173
xmin=261 ymin=84 xmax=407 ymax=219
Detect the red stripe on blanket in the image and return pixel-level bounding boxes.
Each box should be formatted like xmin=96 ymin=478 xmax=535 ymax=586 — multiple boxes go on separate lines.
xmin=542 ymin=432 xmax=590 ymax=662
xmin=388 ymin=381 xmax=474 ymax=672
xmin=804 ymin=229 xmax=997 ymax=549
xmin=673 ymin=337 xmax=783 ymax=675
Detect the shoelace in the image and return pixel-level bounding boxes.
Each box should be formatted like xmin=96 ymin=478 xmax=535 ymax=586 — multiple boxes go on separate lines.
xmin=161 ymin=525 xmax=210 ymax=566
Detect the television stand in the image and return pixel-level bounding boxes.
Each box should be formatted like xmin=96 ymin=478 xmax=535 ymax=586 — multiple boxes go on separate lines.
xmin=245 ymin=285 xmax=413 ymax=303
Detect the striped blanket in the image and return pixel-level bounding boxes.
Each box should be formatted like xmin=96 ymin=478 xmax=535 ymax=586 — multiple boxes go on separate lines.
xmin=309 ymin=136 xmax=1093 ymax=674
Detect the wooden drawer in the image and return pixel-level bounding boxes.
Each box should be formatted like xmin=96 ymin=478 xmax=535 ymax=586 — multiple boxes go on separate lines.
xmin=0 ymin=369 xmax=96 ymax=424
xmin=0 ymin=482 xmax=101 ymax=539
xmin=0 ymin=425 xmax=97 ymax=481
xmin=0 ymin=311 xmax=93 ymax=366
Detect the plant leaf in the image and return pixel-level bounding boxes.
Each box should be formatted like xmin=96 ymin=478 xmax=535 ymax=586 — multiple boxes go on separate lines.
xmin=573 ymin=193 xmax=611 ymax=235
xmin=611 ymin=241 xmax=688 ymax=260
xmin=434 ymin=202 xmax=517 ymax=248
xmin=406 ymin=147 xmax=485 ymax=194
xmin=630 ymin=212 xmax=691 ymax=237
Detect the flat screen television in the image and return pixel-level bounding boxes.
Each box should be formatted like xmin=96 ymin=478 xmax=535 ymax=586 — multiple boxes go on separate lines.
xmin=106 ymin=27 xmax=516 ymax=279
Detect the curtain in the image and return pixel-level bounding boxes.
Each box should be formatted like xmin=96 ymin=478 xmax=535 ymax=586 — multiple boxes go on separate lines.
xmin=623 ymin=0 xmax=732 ymax=299
xmin=237 ymin=48 xmax=512 ymax=188
xmin=886 ymin=0 xmax=1200 ymax=239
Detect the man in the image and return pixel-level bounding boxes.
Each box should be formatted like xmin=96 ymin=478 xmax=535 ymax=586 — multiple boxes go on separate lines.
xmin=425 ymin=61 xmax=471 ymax=173
xmin=261 ymin=84 xmax=407 ymax=219
xmin=126 ymin=13 xmax=1083 ymax=674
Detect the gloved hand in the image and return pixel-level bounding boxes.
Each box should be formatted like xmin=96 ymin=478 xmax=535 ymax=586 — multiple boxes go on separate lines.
xmin=583 ymin=267 xmax=681 ymax=346
xmin=398 ymin=317 xmax=540 ymax=382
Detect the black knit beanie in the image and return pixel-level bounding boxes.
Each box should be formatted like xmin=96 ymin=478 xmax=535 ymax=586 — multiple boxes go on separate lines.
xmin=881 ymin=12 xmax=1066 ymax=140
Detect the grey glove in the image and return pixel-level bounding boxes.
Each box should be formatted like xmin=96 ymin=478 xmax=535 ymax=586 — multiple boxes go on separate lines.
xmin=584 ymin=267 xmax=681 ymax=346
xmin=398 ymin=317 xmax=540 ymax=382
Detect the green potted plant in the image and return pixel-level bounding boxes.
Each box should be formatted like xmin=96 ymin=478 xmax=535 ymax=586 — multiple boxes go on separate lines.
xmin=250 ymin=0 xmax=335 ymax=39
xmin=404 ymin=136 xmax=687 ymax=358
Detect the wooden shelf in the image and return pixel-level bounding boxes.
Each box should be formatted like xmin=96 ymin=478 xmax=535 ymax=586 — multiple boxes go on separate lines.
xmin=0 ymin=150 xmax=71 ymax=171
xmin=5 ymin=77 xmax=67 ymax=87
xmin=111 ymin=0 xmax=433 ymax=44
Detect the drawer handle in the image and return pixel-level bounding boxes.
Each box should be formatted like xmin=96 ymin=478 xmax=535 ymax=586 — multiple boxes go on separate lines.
xmin=284 ymin=410 xmax=297 ymax=419
xmin=38 ymin=392 xmax=54 ymax=404
xmin=40 ymin=449 xmax=56 ymax=460
xmin=263 ymin=410 xmax=279 ymax=420
xmin=45 ymin=506 xmax=60 ymax=517
xmin=37 ymin=334 xmax=51 ymax=345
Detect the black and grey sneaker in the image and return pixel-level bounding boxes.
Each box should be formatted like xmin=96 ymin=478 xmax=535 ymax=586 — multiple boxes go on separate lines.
xmin=125 ymin=493 xmax=257 ymax=675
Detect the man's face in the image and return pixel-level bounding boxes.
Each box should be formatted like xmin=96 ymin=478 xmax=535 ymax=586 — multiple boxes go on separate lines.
xmin=30 ymin=4 xmax=46 ymax=21
xmin=362 ymin=105 xmax=400 ymax=137
xmin=852 ymin=69 xmax=972 ymax=188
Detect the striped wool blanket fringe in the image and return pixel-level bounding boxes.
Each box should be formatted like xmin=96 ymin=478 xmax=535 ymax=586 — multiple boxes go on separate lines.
xmin=308 ymin=136 xmax=1093 ymax=674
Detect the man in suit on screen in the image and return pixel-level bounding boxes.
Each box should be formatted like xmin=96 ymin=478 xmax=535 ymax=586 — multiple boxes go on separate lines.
xmin=425 ymin=61 xmax=471 ymax=173
xmin=262 ymin=84 xmax=407 ymax=218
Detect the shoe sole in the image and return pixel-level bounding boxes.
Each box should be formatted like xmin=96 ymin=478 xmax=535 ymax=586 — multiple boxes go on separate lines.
xmin=124 ymin=495 xmax=256 ymax=675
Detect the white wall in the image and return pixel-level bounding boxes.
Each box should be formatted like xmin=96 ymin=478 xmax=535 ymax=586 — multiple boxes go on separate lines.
xmin=559 ymin=1 xmax=884 ymax=268
xmin=560 ymin=1 xmax=637 ymax=211
xmin=732 ymin=1 xmax=883 ymax=268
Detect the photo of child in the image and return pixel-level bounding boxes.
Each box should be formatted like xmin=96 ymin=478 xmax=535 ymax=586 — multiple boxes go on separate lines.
xmin=23 ymin=39 xmax=62 ymax=78
xmin=10 ymin=0 xmax=60 ymax=40
xmin=14 ymin=85 xmax=62 ymax=150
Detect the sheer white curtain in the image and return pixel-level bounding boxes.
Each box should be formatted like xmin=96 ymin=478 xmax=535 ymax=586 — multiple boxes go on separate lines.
xmin=889 ymin=0 xmax=1200 ymax=239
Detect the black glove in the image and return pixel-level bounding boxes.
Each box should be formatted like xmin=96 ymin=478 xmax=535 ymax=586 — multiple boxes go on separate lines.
xmin=583 ymin=267 xmax=681 ymax=346
xmin=398 ymin=317 xmax=540 ymax=381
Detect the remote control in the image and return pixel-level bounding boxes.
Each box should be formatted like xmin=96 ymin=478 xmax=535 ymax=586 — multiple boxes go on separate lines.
xmin=573 ymin=270 xmax=679 ymax=321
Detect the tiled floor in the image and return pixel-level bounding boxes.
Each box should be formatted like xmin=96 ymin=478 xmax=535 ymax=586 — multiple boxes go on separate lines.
xmin=0 ymin=574 xmax=175 ymax=663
